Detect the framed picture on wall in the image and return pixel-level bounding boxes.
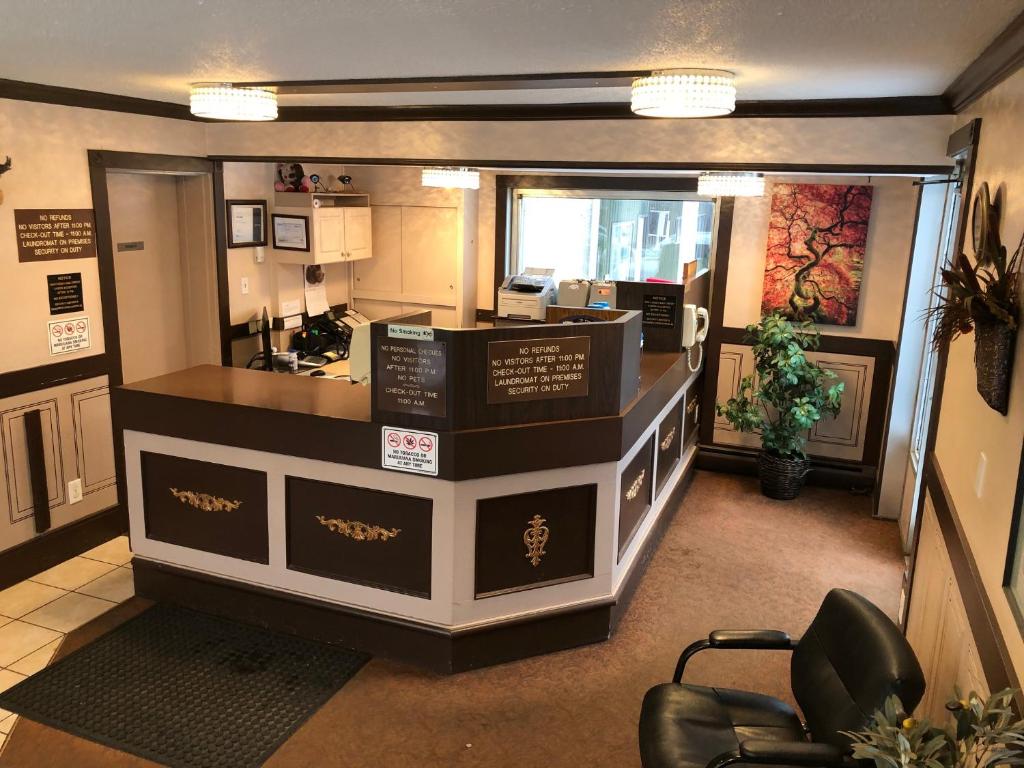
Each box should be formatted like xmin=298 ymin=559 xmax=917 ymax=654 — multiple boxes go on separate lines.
xmin=226 ymin=199 xmax=268 ymax=248
xmin=1002 ymin=439 xmax=1024 ymax=628
xmin=271 ymin=213 xmax=310 ymax=252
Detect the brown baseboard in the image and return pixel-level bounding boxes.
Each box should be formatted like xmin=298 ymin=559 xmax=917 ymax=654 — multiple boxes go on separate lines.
xmin=134 ymin=457 xmax=697 ymax=673
xmin=0 ymin=505 xmax=126 ymax=590
xmin=695 ymin=445 xmax=876 ymax=493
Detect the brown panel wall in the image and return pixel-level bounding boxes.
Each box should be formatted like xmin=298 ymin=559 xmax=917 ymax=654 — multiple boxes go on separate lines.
xmin=286 ymin=476 xmax=432 ymax=597
xmin=475 ymin=484 xmax=596 ymax=598
xmin=618 ymin=436 xmax=655 ymax=560
xmin=141 ymin=452 xmax=268 ymax=564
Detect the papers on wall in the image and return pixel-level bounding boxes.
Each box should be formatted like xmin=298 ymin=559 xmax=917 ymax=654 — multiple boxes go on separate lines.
xmin=304 ymin=266 xmax=330 ymax=317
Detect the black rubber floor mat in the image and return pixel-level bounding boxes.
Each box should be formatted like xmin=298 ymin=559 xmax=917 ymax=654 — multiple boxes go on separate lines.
xmin=0 ymin=603 xmax=370 ymax=768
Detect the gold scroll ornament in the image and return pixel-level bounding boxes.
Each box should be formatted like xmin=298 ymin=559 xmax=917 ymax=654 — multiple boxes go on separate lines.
xmin=315 ymin=515 xmax=401 ymax=542
xmin=169 ymin=488 xmax=242 ymax=512
xmin=523 ymin=514 xmax=550 ymax=567
xmin=660 ymin=426 xmax=676 ymax=451
xmin=625 ymin=469 xmax=646 ymax=501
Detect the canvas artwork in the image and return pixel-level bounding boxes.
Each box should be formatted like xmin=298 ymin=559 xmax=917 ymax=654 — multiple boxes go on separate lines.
xmin=760 ymin=183 xmax=873 ymax=327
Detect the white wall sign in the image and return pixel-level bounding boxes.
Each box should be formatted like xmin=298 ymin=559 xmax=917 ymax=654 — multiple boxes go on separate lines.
xmin=388 ymin=324 xmax=435 ymax=341
xmin=48 ymin=316 xmax=91 ymax=355
xmin=381 ymin=426 xmax=438 ymax=476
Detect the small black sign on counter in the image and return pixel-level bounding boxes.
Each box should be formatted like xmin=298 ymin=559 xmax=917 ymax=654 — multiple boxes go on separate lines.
xmin=47 ymin=272 xmax=84 ymax=315
xmin=487 ymin=336 xmax=591 ymax=404
xmin=375 ymin=338 xmax=447 ymax=418
xmin=642 ymin=294 xmax=677 ymax=328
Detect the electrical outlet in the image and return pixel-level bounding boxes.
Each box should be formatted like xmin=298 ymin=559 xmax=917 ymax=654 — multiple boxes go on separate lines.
xmin=254 ymin=249 xmax=265 ymax=264
xmin=68 ymin=478 xmax=83 ymax=504
xmin=974 ymin=452 xmax=988 ymax=499
xmin=241 ymin=276 xmax=250 ymax=295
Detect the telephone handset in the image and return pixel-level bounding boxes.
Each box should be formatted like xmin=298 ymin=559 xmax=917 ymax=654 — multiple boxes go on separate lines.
xmin=682 ymin=304 xmax=709 ymax=372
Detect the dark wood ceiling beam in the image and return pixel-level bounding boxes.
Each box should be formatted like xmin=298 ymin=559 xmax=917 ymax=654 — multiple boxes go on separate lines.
xmin=945 ymin=9 xmax=1024 ymax=112
xmin=236 ymin=71 xmax=645 ymax=94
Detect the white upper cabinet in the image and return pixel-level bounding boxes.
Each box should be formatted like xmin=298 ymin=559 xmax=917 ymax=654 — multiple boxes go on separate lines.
xmin=274 ymin=193 xmax=372 ymax=265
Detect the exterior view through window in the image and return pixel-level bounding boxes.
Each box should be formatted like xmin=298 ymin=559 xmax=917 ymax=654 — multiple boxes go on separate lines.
xmin=511 ymin=189 xmax=715 ymax=286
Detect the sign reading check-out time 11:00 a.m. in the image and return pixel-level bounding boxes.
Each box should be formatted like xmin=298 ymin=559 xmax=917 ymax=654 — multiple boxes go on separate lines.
xmin=487 ymin=336 xmax=591 ymax=404
xmin=15 ymin=210 xmax=96 ymax=262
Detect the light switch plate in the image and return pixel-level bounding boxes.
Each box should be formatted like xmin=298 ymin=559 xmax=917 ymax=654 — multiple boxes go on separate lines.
xmin=68 ymin=478 xmax=83 ymax=504
xmin=241 ymin=277 xmax=250 ymax=295
xmin=974 ymin=452 xmax=987 ymax=499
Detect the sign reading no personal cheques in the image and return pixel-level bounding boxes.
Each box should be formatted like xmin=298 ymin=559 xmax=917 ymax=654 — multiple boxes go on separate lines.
xmin=381 ymin=426 xmax=438 ymax=476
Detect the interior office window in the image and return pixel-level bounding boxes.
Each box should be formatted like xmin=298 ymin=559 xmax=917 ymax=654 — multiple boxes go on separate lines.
xmin=511 ymin=190 xmax=715 ymax=285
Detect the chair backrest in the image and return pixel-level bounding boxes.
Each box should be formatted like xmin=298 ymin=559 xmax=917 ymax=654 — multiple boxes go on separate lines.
xmin=791 ymin=589 xmax=925 ymax=747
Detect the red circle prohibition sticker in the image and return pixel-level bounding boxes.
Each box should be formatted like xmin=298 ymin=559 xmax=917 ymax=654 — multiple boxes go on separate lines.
xmin=386 ymin=432 xmax=401 ymax=448
xmin=402 ymin=434 xmax=418 ymax=450
xmin=418 ymin=436 xmax=433 ymax=452
xmin=51 ymin=324 xmax=63 ymax=337
xmin=75 ymin=320 xmax=87 ymax=333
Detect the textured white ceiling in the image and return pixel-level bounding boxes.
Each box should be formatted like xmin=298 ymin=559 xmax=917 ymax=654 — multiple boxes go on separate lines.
xmin=1 ymin=0 xmax=1021 ymax=105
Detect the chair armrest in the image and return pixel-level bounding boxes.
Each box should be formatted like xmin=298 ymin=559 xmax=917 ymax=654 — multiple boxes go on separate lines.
xmin=709 ymin=630 xmax=795 ymax=649
xmin=704 ymin=741 xmax=847 ymax=768
xmin=672 ymin=631 xmax=796 ymax=682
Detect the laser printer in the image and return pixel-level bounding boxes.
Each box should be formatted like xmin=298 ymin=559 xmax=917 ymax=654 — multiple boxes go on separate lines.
xmin=497 ymin=268 xmax=557 ymax=321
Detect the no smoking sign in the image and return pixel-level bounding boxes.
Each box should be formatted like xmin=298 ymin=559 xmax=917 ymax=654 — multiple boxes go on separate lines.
xmin=47 ymin=316 xmax=90 ymax=356
xmin=381 ymin=426 xmax=438 ymax=476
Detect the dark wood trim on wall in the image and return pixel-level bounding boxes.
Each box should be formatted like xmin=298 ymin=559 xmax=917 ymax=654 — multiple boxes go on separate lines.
xmin=0 ymin=505 xmax=125 ymax=591
xmin=696 ymin=445 xmax=875 ymax=490
xmin=23 ymin=409 xmax=51 ymax=534
xmin=945 ymin=10 xmax=1024 ymax=113
xmin=926 ymin=455 xmax=1020 ymax=696
xmin=698 ymin=198 xmax=735 ymax=446
xmin=212 ymin=161 xmax=233 ymax=366
xmin=0 ymin=355 xmax=109 ymax=400
xmin=0 ymin=77 xmax=955 ymax=122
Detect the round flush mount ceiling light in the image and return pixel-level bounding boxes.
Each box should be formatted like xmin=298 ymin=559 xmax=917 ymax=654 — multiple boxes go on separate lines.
xmin=697 ymin=172 xmax=765 ymax=197
xmin=421 ymin=167 xmax=481 ymax=189
xmin=630 ymin=69 xmax=736 ymax=118
xmin=189 ymin=83 xmax=278 ymax=121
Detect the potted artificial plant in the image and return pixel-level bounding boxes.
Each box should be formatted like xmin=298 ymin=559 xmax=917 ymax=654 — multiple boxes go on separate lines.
xmin=925 ymin=184 xmax=1021 ymax=415
xmin=716 ymin=313 xmax=844 ymax=500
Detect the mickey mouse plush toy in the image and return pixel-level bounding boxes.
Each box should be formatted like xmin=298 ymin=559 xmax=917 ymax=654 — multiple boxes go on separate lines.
xmin=275 ymin=162 xmax=312 ymax=192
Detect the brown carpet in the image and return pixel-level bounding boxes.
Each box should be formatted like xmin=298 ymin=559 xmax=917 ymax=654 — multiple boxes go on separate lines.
xmin=0 ymin=471 xmax=904 ymax=768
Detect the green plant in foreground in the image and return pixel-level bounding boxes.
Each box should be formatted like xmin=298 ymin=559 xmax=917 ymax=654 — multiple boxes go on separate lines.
xmin=715 ymin=313 xmax=843 ymax=460
xmin=844 ymin=688 xmax=1024 ymax=768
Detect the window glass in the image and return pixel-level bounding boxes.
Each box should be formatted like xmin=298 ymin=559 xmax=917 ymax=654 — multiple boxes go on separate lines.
xmin=513 ymin=192 xmax=714 ymax=285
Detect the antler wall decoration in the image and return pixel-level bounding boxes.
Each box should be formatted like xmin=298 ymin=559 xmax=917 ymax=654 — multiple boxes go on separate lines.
xmin=0 ymin=157 xmax=10 ymax=206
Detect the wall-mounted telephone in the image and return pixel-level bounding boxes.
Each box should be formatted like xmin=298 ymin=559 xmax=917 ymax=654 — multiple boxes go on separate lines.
xmin=682 ymin=304 xmax=709 ymax=372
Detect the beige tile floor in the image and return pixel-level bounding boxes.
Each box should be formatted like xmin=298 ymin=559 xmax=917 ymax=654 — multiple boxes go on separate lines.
xmin=0 ymin=536 xmax=134 ymax=755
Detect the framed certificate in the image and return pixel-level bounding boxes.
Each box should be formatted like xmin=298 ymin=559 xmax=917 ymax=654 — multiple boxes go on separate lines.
xmin=226 ymin=200 xmax=267 ymax=248
xmin=272 ymin=213 xmax=310 ymax=252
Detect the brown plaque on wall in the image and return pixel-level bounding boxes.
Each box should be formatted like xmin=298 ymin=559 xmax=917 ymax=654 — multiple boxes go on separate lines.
xmin=618 ymin=435 xmax=655 ymax=561
xmin=286 ymin=476 xmax=433 ymax=597
xmin=141 ymin=452 xmax=268 ymax=564
xmin=475 ymin=484 xmax=596 ymax=598
xmin=375 ymin=337 xmax=447 ymax=417
xmin=15 ymin=209 xmax=96 ymax=261
xmin=486 ymin=336 xmax=590 ymax=404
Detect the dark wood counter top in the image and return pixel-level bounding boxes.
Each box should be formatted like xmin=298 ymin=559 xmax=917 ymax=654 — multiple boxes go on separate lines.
xmin=114 ymin=351 xmax=698 ymax=480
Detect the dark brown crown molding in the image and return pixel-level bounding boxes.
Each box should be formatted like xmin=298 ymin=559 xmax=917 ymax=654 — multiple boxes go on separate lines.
xmin=0 ymin=78 xmax=199 ymax=121
xmin=0 ymin=76 xmax=952 ymax=122
xmin=945 ymin=9 xmax=1024 ymax=112
xmin=235 ymin=71 xmax=646 ymax=93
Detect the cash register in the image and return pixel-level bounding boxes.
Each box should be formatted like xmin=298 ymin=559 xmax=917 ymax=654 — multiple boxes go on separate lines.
xmin=497 ymin=268 xmax=558 ymax=321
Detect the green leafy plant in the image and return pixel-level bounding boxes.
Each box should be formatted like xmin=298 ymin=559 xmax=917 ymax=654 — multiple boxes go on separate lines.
xmin=715 ymin=313 xmax=844 ymax=460
xmin=844 ymin=689 xmax=1024 ymax=768
xmin=926 ymin=229 xmax=1023 ymax=349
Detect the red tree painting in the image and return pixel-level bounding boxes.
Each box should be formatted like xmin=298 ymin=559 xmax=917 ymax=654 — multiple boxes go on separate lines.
xmin=760 ymin=183 xmax=873 ymax=326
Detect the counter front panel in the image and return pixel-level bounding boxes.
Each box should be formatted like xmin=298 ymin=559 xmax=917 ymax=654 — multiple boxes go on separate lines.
xmin=286 ymin=476 xmax=433 ymax=598
xmin=141 ymin=452 xmax=269 ymax=564
xmin=474 ymin=484 xmax=597 ymax=598
xmin=655 ymin=398 xmax=684 ymax=497
xmin=617 ymin=436 xmax=655 ymax=560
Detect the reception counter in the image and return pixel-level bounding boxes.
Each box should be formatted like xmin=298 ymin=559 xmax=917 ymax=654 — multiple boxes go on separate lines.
xmin=113 ymin=303 xmax=705 ymax=672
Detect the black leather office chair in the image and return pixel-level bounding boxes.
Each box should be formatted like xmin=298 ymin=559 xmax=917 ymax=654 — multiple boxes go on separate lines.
xmin=639 ymin=589 xmax=925 ymax=768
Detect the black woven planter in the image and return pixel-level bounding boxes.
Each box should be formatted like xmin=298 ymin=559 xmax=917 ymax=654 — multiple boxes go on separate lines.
xmin=758 ymin=452 xmax=810 ymax=500
xmin=974 ymin=317 xmax=1016 ymax=415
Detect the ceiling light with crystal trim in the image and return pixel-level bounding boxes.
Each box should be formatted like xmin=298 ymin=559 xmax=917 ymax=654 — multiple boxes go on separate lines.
xmin=421 ymin=167 xmax=481 ymax=190
xmin=630 ymin=69 xmax=736 ymax=118
xmin=697 ymin=172 xmax=765 ymax=197
xmin=189 ymin=83 xmax=278 ymax=121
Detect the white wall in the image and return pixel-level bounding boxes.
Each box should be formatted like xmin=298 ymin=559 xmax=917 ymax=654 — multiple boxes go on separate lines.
xmin=932 ymin=67 xmax=1024 ymax=683
xmin=0 ymin=99 xmax=207 ymax=373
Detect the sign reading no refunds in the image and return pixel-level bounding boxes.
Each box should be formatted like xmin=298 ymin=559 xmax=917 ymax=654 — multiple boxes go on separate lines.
xmin=486 ymin=336 xmax=591 ymax=404
xmin=15 ymin=209 xmax=97 ymax=262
